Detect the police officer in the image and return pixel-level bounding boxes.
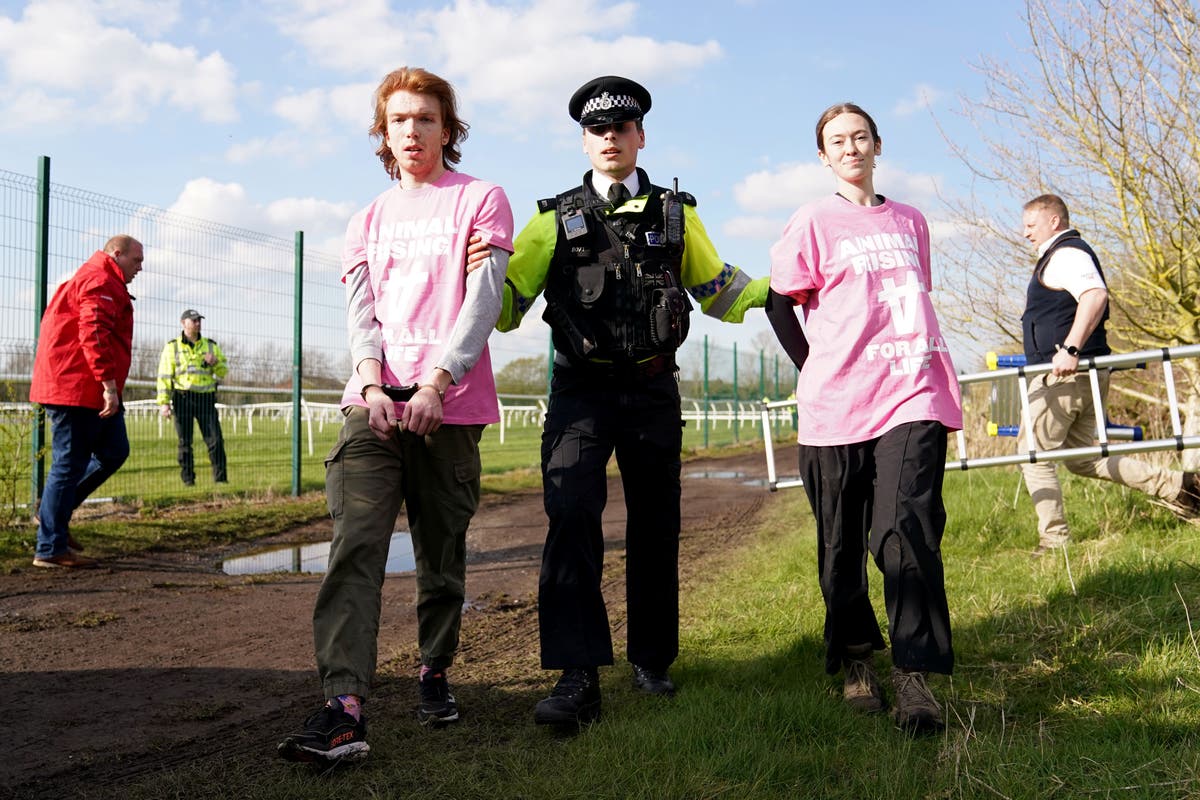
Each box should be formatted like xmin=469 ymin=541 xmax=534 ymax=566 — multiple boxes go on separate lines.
xmin=479 ymin=76 xmax=768 ymax=726
xmin=156 ymin=309 xmax=228 ymax=485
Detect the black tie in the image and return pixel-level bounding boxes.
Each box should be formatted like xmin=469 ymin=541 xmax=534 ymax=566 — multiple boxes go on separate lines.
xmin=608 ymin=182 xmax=630 ymax=207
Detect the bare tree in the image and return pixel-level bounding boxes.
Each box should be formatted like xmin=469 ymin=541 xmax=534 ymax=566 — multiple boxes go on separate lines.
xmin=941 ymin=0 xmax=1200 ymax=461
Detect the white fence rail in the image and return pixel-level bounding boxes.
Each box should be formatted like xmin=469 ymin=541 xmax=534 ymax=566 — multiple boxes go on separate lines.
xmin=760 ymin=344 xmax=1200 ymax=492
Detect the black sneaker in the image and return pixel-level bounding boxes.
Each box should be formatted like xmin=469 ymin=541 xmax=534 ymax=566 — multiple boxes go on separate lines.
xmin=534 ymin=668 xmax=601 ymax=726
xmin=278 ymin=698 xmax=369 ymax=764
xmin=417 ymin=671 xmax=459 ymax=725
xmin=631 ymin=664 xmax=676 ymax=697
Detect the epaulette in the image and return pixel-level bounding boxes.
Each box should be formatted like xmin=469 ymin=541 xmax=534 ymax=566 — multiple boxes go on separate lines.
xmin=537 ymin=197 xmax=556 ymax=213
xmin=678 ymin=191 xmax=697 ymax=207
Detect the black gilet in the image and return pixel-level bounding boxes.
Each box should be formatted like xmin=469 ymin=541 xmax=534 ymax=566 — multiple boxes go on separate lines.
xmin=1021 ymin=230 xmax=1109 ymax=364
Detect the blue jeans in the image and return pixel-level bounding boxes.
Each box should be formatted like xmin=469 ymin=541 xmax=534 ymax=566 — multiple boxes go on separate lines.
xmin=36 ymin=405 xmax=130 ymax=559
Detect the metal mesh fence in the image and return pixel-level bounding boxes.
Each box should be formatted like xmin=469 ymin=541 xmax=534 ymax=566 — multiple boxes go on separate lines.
xmin=0 ymin=162 xmax=792 ymax=515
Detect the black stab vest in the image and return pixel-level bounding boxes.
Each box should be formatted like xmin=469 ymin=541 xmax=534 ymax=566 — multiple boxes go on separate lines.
xmin=540 ymin=168 xmax=692 ymax=365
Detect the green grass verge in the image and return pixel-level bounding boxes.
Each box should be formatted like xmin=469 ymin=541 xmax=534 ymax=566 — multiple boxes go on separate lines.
xmin=115 ymin=463 xmax=1200 ymax=799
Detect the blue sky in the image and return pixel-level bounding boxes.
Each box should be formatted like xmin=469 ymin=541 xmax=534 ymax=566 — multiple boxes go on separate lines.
xmin=0 ymin=0 xmax=1032 ymax=367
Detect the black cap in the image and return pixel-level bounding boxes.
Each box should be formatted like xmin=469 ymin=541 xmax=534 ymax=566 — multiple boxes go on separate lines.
xmin=569 ymin=76 xmax=651 ymax=126
xmin=180 ymin=309 xmax=204 ymax=321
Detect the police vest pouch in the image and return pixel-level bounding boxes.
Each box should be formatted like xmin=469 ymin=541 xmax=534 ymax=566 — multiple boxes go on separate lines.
xmin=650 ymin=284 xmax=689 ymax=349
xmin=574 ymin=263 xmax=606 ymax=307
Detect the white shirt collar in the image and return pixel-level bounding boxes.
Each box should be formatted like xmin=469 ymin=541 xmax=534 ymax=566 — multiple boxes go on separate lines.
xmin=1037 ymin=229 xmax=1072 ymax=258
xmin=590 ymin=171 xmax=640 ymax=200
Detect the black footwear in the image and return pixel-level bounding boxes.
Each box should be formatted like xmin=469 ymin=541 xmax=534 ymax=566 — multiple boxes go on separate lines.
xmin=417 ymin=670 xmax=459 ymax=725
xmin=891 ymin=669 xmax=944 ymax=735
xmin=631 ymin=664 xmax=676 ymax=697
xmin=278 ymin=698 xmax=369 ymax=764
xmin=534 ymin=668 xmax=601 ymax=726
xmin=842 ymin=645 xmax=885 ymax=713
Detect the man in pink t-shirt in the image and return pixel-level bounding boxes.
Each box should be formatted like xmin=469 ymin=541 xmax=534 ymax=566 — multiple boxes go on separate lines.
xmin=278 ymin=67 xmax=514 ymax=767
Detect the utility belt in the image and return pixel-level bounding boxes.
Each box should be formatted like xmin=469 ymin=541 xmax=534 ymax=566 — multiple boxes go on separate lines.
xmin=553 ymin=351 xmax=676 ymax=379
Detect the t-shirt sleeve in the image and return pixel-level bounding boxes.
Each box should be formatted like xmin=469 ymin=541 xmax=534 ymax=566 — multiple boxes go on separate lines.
xmin=341 ymin=208 xmax=369 ymax=284
xmin=471 ymin=185 xmax=515 ymax=254
xmin=768 ymin=210 xmax=817 ymax=304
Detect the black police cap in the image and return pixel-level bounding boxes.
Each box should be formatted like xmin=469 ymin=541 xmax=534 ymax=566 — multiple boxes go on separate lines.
xmin=569 ymin=76 xmax=651 ymax=126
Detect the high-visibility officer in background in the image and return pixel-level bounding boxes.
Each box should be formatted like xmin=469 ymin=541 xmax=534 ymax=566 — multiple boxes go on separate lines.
xmin=156 ymin=308 xmax=228 ymax=486
xmin=471 ymin=75 xmax=768 ymax=727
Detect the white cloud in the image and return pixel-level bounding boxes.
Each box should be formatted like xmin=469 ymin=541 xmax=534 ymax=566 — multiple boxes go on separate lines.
xmin=224 ymin=131 xmax=340 ymax=165
xmin=726 ymin=160 xmax=945 ymax=242
xmin=167 ymin=178 xmax=354 ymax=248
xmin=0 ymin=0 xmax=239 ymax=127
xmin=267 ymin=0 xmax=722 ymax=131
xmin=893 ymin=83 xmax=943 ymax=117
xmin=723 ymin=215 xmax=786 ymax=241
xmin=733 ymin=162 xmax=831 ymax=214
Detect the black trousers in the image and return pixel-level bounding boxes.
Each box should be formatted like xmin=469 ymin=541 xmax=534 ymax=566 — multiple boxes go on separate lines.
xmin=538 ymin=365 xmax=682 ymax=672
xmin=172 ymin=390 xmax=227 ymax=483
xmin=798 ymin=420 xmax=954 ymax=675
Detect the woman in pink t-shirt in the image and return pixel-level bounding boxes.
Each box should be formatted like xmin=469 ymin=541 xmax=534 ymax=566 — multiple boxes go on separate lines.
xmin=767 ymin=102 xmax=962 ymax=736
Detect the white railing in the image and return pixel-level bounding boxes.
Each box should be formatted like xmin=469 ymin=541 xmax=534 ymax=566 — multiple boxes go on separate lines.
xmin=760 ymin=344 xmax=1200 ymax=492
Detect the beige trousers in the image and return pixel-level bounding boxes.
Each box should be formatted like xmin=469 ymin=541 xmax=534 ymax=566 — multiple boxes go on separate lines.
xmin=1018 ymin=371 xmax=1183 ymax=547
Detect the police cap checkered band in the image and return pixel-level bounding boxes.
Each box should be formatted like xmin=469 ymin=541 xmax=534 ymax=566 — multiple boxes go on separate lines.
xmin=569 ymin=76 xmax=652 ymax=126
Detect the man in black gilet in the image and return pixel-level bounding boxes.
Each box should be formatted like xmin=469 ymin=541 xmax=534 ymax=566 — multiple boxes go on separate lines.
xmin=1019 ymin=194 xmax=1199 ymax=556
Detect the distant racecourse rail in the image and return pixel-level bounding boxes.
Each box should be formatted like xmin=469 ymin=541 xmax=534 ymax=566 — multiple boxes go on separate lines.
xmin=760 ymin=344 xmax=1200 ymax=492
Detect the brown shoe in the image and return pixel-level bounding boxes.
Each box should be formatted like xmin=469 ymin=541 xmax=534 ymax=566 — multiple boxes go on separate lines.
xmin=1173 ymin=472 xmax=1200 ymax=515
xmin=32 ymin=552 xmax=99 ymax=569
xmin=891 ymin=668 xmax=944 ymax=735
xmin=842 ymin=645 xmax=885 ymax=713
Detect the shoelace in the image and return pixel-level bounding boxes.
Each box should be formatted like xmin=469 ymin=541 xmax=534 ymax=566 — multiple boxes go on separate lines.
xmin=893 ymin=671 xmax=940 ymax=710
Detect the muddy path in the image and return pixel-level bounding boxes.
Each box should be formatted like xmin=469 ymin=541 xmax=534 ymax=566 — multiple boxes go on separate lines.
xmin=0 ymin=448 xmax=790 ymax=799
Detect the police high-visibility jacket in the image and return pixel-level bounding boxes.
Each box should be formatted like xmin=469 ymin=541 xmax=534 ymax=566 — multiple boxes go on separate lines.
xmin=156 ymin=334 xmax=228 ymax=403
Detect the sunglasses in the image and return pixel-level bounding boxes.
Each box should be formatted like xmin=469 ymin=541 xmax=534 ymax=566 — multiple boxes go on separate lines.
xmin=584 ymin=121 xmax=636 ymax=136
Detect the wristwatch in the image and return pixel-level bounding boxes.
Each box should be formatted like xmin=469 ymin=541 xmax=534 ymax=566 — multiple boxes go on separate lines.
xmin=1063 ymin=345 xmax=1080 ymax=357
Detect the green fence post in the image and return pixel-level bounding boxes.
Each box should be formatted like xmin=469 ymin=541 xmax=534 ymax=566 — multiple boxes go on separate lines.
xmin=292 ymin=231 xmax=304 ymax=497
xmin=30 ymin=156 xmax=50 ymax=516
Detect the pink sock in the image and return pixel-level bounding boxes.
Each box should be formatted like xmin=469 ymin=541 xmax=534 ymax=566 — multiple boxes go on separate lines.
xmin=334 ymin=694 xmax=362 ymax=721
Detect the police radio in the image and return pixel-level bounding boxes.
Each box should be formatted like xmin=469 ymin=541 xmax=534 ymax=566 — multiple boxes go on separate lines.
xmin=663 ymin=177 xmax=684 ymax=248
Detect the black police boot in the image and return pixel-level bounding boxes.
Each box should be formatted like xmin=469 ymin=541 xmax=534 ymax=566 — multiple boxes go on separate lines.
xmin=631 ymin=664 xmax=676 ymax=697
xmin=533 ymin=668 xmax=601 ymax=726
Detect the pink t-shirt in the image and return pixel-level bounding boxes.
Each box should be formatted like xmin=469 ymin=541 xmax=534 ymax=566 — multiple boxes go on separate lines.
xmin=339 ymin=171 xmax=515 ymax=425
xmin=769 ymin=194 xmax=963 ymax=446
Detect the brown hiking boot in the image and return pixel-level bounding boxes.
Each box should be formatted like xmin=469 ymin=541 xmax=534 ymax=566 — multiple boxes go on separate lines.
xmin=842 ymin=645 xmax=884 ymax=713
xmin=33 ymin=551 xmax=99 ymax=569
xmin=891 ymin=668 xmax=944 ymax=735
xmin=1173 ymin=472 xmax=1200 ymax=515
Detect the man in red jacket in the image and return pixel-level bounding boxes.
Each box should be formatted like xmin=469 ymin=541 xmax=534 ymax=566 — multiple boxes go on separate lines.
xmin=30 ymin=235 xmax=144 ymax=568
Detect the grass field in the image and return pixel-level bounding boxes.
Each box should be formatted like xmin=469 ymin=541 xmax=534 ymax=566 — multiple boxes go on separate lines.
xmin=7 ymin=409 xmax=1199 ymax=798
xmin=82 ymin=458 xmax=1198 ymax=800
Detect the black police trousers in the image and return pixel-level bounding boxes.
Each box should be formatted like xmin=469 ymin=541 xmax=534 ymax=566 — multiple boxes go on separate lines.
xmin=172 ymin=390 xmax=227 ymax=484
xmin=798 ymin=420 xmax=954 ymax=676
xmin=537 ymin=364 xmax=682 ymax=672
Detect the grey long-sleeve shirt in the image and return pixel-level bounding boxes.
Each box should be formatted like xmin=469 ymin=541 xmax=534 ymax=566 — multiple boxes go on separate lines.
xmin=345 ymin=246 xmax=510 ymax=383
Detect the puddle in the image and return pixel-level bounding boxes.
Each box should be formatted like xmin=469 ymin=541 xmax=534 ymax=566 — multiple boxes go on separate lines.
xmin=683 ymin=470 xmax=770 ymax=488
xmin=222 ymin=531 xmax=415 ymax=575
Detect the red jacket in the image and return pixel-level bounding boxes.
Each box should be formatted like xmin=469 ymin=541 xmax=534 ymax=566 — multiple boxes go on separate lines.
xmin=30 ymin=250 xmax=134 ymax=409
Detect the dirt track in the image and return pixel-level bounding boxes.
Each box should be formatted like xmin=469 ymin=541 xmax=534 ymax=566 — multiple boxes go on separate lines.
xmin=0 ymin=449 xmax=785 ymax=799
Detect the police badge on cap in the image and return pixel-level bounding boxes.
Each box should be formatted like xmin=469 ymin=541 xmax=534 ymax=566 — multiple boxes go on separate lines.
xmin=569 ymin=76 xmax=652 ymax=126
